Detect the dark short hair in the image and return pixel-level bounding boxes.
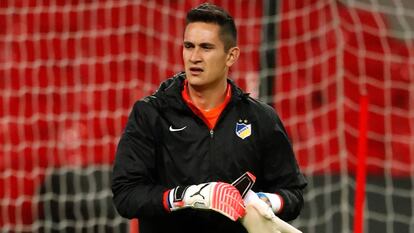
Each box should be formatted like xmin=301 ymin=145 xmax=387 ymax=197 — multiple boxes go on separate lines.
xmin=186 ymin=3 xmax=237 ymax=51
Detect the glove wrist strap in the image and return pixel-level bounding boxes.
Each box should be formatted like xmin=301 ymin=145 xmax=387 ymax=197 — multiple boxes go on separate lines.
xmin=162 ymin=190 xmax=172 ymax=212
xmin=169 ymin=185 xmax=189 ymax=209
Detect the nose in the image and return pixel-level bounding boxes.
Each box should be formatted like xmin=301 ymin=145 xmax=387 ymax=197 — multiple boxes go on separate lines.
xmin=189 ymin=48 xmax=202 ymax=63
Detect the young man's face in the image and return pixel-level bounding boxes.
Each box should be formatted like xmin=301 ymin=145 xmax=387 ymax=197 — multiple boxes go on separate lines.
xmin=183 ymin=22 xmax=238 ymax=89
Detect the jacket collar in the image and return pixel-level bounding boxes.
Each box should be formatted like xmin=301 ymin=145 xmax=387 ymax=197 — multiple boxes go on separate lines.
xmin=156 ymin=72 xmax=249 ymax=103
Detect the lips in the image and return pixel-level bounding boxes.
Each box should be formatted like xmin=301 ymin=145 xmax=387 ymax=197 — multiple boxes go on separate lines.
xmin=189 ymin=67 xmax=203 ymax=75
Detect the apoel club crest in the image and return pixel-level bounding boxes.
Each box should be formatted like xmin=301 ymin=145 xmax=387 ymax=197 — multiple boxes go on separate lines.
xmin=235 ymin=119 xmax=252 ymax=139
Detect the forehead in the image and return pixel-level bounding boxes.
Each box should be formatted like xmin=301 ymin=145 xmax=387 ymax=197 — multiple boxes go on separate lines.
xmin=184 ymin=22 xmax=223 ymax=45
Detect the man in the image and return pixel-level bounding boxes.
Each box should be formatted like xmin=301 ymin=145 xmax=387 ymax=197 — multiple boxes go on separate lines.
xmin=111 ymin=3 xmax=307 ymax=233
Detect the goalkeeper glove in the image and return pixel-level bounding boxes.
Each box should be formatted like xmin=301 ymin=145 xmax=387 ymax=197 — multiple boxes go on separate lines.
xmin=164 ymin=182 xmax=245 ymax=221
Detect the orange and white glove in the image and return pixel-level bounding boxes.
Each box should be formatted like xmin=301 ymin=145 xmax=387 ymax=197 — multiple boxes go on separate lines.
xmin=164 ymin=182 xmax=245 ymax=221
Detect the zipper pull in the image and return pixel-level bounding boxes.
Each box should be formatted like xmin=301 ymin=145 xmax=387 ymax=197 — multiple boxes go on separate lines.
xmin=210 ymin=129 xmax=214 ymax=138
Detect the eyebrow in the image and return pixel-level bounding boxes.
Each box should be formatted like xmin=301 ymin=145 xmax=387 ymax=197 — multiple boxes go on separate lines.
xmin=183 ymin=41 xmax=216 ymax=48
xmin=200 ymin=42 xmax=215 ymax=48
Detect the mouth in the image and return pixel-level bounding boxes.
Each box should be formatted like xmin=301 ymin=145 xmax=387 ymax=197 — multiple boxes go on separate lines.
xmin=189 ymin=67 xmax=203 ymax=76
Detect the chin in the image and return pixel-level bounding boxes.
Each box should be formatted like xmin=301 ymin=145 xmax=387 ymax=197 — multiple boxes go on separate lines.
xmin=187 ymin=79 xmax=204 ymax=87
xmin=186 ymin=75 xmax=203 ymax=84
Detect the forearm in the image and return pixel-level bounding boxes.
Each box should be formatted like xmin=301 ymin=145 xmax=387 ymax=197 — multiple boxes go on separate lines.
xmin=260 ymin=115 xmax=308 ymax=221
xmin=112 ymin=180 xmax=167 ymax=219
xmin=274 ymin=188 xmax=304 ymax=221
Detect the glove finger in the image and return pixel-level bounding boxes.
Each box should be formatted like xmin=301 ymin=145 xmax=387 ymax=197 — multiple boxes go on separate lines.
xmin=212 ymin=194 xmax=246 ymax=221
xmin=212 ymin=204 xmax=244 ymax=221
xmin=210 ymin=183 xmax=245 ymax=221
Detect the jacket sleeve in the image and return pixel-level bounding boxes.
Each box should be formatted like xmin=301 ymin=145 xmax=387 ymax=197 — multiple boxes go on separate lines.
xmin=259 ymin=106 xmax=307 ymax=221
xmin=111 ymin=101 xmax=167 ymax=219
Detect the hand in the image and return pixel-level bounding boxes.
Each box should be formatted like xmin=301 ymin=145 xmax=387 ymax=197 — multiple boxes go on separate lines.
xmin=242 ymin=204 xmax=301 ymax=233
xmin=242 ymin=191 xmax=302 ymax=233
xmin=167 ymin=182 xmax=245 ymax=221
xmin=244 ymin=190 xmax=274 ymax=219
xmin=245 ymin=190 xmax=283 ymax=214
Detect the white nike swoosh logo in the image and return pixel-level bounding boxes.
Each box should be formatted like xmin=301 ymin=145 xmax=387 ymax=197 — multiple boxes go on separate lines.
xmin=169 ymin=126 xmax=187 ymax=132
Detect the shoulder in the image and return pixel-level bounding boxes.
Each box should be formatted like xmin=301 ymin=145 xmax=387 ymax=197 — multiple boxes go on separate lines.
xmin=140 ymin=95 xmax=157 ymax=104
xmin=242 ymin=98 xmax=292 ymax=143
xmin=129 ymin=95 xmax=165 ymax=121
xmin=135 ymin=72 xmax=184 ymax=108
xmin=129 ymin=93 xmax=163 ymax=120
xmin=243 ymin=96 xmax=280 ymax=122
xmin=126 ymin=100 xmax=155 ymax=125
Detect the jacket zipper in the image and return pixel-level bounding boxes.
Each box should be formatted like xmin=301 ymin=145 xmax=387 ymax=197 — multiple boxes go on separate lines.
xmin=209 ymin=128 xmax=214 ymax=179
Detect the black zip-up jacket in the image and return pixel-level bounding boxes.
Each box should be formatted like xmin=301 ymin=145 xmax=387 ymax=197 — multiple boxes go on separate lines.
xmin=112 ymin=72 xmax=307 ymax=233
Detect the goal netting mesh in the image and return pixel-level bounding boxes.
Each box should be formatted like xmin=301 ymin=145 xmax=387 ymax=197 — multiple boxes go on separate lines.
xmin=0 ymin=0 xmax=412 ymax=233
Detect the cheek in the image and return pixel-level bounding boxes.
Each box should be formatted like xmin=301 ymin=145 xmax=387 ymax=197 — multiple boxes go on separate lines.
xmin=208 ymin=54 xmax=227 ymax=67
xmin=182 ymin=50 xmax=188 ymax=61
xmin=214 ymin=58 xmax=228 ymax=72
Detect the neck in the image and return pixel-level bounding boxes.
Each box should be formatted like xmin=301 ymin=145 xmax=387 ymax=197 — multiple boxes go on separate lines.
xmin=187 ymin=78 xmax=228 ymax=111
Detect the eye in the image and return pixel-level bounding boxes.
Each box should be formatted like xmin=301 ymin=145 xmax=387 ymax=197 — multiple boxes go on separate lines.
xmin=202 ymin=45 xmax=213 ymax=50
xmin=183 ymin=42 xmax=193 ymax=49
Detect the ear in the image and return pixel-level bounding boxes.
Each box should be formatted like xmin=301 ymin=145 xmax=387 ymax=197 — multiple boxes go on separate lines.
xmin=226 ymin=47 xmax=240 ymax=67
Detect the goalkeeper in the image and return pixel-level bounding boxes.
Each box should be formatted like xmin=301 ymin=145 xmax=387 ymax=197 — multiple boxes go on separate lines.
xmin=111 ymin=3 xmax=307 ymax=233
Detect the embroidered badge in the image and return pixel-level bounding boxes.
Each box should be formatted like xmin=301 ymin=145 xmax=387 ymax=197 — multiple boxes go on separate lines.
xmin=235 ymin=119 xmax=252 ymax=139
